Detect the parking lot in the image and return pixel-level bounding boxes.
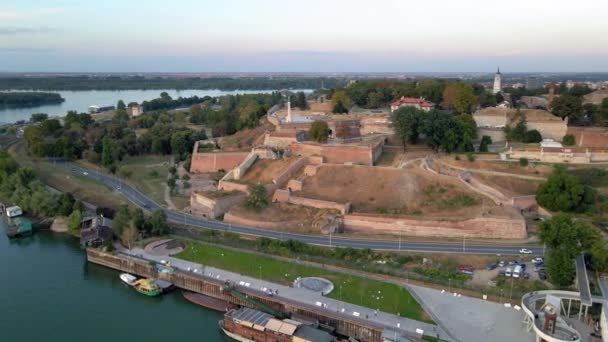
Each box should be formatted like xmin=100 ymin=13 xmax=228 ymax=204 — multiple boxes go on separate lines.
xmin=467 ymin=258 xmax=546 ymax=288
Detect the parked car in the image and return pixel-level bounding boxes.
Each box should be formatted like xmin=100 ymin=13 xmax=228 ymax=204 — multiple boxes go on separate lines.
xmin=538 ymin=271 xmax=547 ymax=280
xmin=505 ymin=267 xmax=513 ymax=277
xmin=461 ymin=269 xmax=474 ymax=276
xmin=498 ymin=270 xmax=506 ymax=276
xmin=83 ymin=171 xmax=89 ymax=176
xmin=523 ymin=272 xmax=530 ymax=279
xmin=519 ymin=248 xmax=533 ymax=254
xmin=458 ymin=265 xmax=474 ymax=271
xmin=532 ymin=258 xmax=544 ymax=264
xmin=498 ymin=260 xmax=506 ymax=267
xmin=486 ymin=263 xmax=498 ymax=271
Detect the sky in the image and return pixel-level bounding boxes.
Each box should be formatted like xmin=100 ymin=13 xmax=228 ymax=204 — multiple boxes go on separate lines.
xmin=1 ymin=0 xmax=608 ymax=72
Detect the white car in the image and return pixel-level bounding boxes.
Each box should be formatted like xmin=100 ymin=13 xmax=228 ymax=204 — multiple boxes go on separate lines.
xmin=519 ymin=248 xmax=533 ymax=254
xmin=83 ymin=171 xmax=88 ymax=176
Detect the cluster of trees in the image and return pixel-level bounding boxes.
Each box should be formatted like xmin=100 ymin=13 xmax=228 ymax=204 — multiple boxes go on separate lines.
xmin=142 ymin=92 xmax=211 ymax=112
xmin=503 ymin=110 xmax=542 ymax=143
xmin=539 ymin=214 xmax=607 ymax=286
xmin=0 ymin=151 xmax=80 ymax=218
xmin=189 ymin=92 xmax=283 ymax=135
xmin=0 ymin=76 xmax=343 ymax=91
xmin=536 ymin=165 xmax=595 ymax=213
xmin=0 ymin=91 xmax=64 ymax=108
xmin=329 ymin=80 xmax=485 ymax=115
xmin=24 ymin=106 xmax=206 ymax=171
xmin=245 ymin=184 xmax=269 ymax=210
xmin=308 ymin=121 xmax=331 ymax=143
xmin=112 ymin=205 xmax=169 ymax=247
xmin=290 ymin=92 xmax=308 ymax=110
xmin=390 ymin=107 xmax=477 ymax=152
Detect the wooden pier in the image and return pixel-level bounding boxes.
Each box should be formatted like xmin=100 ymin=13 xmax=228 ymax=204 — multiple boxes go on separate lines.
xmin=87 ymin=248 xmax=386 ymax=342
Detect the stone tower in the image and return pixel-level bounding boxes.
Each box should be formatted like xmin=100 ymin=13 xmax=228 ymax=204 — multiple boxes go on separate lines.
xmin=493 ymin=66 xmax=502 ymax=94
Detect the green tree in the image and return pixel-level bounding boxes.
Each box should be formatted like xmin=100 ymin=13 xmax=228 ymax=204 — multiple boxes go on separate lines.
xmin=536 ymin=165 xmax=594 ymax=212
xmin=601 ymin=98 xmax=608 ymax=120
xmin=524 ymin=129 xmax=542 ymax=143
xmin=117 ymin=166 xmax=132 ymax=179
xmin=30 ymin=113 xmax=48 ymax=123
xmin=308 ymin=120 xmax=330 ymax=143
xmin=67 ymin=210 xmax=83 ymax=233
xmin=562 ymin=134 xmax=575 ymax=146
xmin=132 ymin=208 xmax=148 ymax=232
xmin=390 ymin=106 xmax=423 ymax=150
xmin=331 ymin=90 xmax=350 ymax=114
xmin=539 ymin=214 xmax=599 ymax=286
xmin=479 ymin=135 xmax=492 ymax=152
xmin=245 ymin=184 xmax=269 ymax=210
xmin=551 ymin=95 xmax=582 ymax=120
xmin=453 ymin=84 xmax=477 ymax=115
xmin=112 ymin=205 xmax=131 ymax=236
xmin=117 ymin=100 xmax=126 ymax=111
xmin=504 ymin=110 xmax=527 ymax=142
xmin=101 ymin=136 xmax=115 ymax=168
xmin=149 ymin=209 xmax=169 ymax=235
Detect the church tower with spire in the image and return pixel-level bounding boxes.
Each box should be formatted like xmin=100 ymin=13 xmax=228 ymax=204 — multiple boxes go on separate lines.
xmin=492 ymin=66 xmax=502 ymax=94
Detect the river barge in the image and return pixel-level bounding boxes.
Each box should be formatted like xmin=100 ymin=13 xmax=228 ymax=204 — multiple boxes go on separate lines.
xmin=1 ymin=205 xmax=32 ymax=238
xmin=182 ymin=290 xmax=236 ymax=312
xmin=220 ymin=307 xmax=333 ymax=342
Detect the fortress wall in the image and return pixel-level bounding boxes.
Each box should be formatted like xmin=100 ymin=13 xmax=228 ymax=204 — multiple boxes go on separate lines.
xmin=343 ymin=214 xmax=527 ymax=239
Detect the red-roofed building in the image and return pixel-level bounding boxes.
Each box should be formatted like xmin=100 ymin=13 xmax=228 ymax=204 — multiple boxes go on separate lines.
xmin=389 ymin=97 xmax=434 ymax=112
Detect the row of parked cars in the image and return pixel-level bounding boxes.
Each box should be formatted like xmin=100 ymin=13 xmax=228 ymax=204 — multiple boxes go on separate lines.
xmin=483 ymin=257 xmax=546 ymax=280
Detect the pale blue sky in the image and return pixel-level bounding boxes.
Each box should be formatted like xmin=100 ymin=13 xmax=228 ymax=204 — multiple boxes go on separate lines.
xmin=1 ymin=0 xmax=607 ymax=72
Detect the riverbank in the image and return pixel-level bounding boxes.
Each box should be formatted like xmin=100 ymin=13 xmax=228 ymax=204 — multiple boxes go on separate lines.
xmin=0 ymin=230 xmax=225 ymax=341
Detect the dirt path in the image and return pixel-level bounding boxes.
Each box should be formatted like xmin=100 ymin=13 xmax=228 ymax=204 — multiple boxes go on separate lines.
xmin=436 ymin=160 xmax=546 ymax=181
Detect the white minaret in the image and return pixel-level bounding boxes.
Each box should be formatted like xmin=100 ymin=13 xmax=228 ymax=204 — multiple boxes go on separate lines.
xmin=493 ymin=66 xmax=502 ymax=94
xmin=286 ymin=96 xmax=292 ymax=123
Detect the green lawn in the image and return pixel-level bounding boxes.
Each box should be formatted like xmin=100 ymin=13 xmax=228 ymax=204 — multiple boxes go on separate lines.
xmin=118 ymin=155 xmax=172 ymax=204
xmin=176 ymin=240 xmax=426 ymax=321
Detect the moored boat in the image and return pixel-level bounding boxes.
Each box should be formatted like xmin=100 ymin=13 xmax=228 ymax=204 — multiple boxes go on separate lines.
xmin=182 ymin=290 xmax=236 ymax=312
xmin=119 ymin=273 xmax=137 ymax=286
xmin=132 ymin=278 xmax=162 ymax=297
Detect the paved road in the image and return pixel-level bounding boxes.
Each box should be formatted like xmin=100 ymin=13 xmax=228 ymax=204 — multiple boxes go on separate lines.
xmin=58 ymin=161 xmax=543 ymax=255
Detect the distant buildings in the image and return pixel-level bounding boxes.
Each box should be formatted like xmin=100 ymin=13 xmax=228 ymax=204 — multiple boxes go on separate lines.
xmin=128 ymin=103 xmax=143 ymax=117
xmin=492 ymin=67 xmax=502 ymax=94
xmin=525 ymin=77 xmax=543 ymax=90
xmin=389 ymin=97 xmax=433 ymax=112
xmin=88 ymin=105 xmax=115 ymax=114
xmin=473 ymin=107 xmax=567 ymax=142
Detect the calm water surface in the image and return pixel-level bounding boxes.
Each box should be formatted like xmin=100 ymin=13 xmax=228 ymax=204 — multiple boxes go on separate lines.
xmin=0 ymin=89 xmax=289 ymax=124
xmin=0 ymin=229 xmax=227 ymax=342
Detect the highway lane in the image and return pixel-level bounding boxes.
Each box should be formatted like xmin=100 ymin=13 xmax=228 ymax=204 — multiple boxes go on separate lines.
xmin=58 ymin=161 xmax=543 ymax=255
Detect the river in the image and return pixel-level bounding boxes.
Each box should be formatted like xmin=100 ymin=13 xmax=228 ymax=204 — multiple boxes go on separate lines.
xmin=0 ymin=229 xmax=227 ymax=341
xmin=0 ymin=89 xmax=307 ymax=124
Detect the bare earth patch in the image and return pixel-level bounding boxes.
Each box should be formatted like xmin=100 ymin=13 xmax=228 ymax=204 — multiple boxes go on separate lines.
xmin=476 ymin=174 xmax=542 ymax=197
xmin=441 ymin=157 xmax=552 ymax=177
xmin=299 ymin=165 xmax=483 ymax=218
xmin=229 ymin=202 xmax=335 ymax=233
xmin=240 ymin=158 xmax=297 ymax=184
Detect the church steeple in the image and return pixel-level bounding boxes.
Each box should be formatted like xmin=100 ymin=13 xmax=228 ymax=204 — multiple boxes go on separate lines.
xmin=496 ymin=66 xmax=501 ymax=75
xmin=493 ymin=66 xmax=502 ymax=94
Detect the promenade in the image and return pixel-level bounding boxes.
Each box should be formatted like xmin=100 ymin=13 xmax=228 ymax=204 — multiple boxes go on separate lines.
xmin=120 ymin=245 xmax=451 ymax=341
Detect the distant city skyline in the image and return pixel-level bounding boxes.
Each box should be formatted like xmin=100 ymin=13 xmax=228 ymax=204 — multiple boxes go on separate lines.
xmin=1 ymin=0 xmax=608 ymax=72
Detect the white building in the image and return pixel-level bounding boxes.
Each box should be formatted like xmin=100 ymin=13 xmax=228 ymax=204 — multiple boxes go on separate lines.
xmin=493 ymin=67 xmax=502 ymax=94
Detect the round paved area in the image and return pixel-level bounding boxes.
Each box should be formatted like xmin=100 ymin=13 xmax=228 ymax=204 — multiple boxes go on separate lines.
xmin=144 ymin=239 xmax=185 ymax=256
xmin=294 ymin=277 xmax=334 ymax=295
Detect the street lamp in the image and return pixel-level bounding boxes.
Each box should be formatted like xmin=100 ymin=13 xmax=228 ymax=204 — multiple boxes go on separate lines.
xmin=259 ymin=266 xmax=262 ymax=279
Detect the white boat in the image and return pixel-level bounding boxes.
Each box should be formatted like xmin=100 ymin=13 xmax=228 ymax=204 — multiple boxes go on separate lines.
xmin=120 ymin=273 xmax=137 ymax=286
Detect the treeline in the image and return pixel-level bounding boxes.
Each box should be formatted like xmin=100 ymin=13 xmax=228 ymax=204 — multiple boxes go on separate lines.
xmin=189 ymin=92 xmax=283 ymax=135
xmin=391 ymin=107 xmax=477 ymax=152
xmin=0 ymin=151 xmax=80 ymax=217
xmin=0 ymin=76 xmax=344 ymax=91
xmin=23 ymin=109 xmax=206 ymax=172
xmin=326 ymin=79 xmax=489 ymax=113
xmin=0 ymin=91 xmax=64 ymax=108
xmin=142 ymin=92 xmax=211 ymax=112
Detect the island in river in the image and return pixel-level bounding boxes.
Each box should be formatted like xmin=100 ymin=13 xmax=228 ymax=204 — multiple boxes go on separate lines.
xmin=0 ymin=91 xmax=64 ymax=108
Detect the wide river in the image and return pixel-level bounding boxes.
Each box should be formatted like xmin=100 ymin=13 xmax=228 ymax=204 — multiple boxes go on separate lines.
xmin=0 ymin=230 xmax=227 ymax=341
xmin=0 ymin=89 xmax=303 ymax=124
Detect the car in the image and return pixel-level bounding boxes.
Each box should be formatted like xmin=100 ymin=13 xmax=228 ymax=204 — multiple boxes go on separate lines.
xmin=523 ymin=272 xmax=530 ymax=279
xmin=83 ymin=171 xmax=89 ymax=176
xmin=508 ymin=260 xmax=517 ymax=266
xmin=538 ymin=271 xmax=547 ymax=280
xmin=498 ymin=260 xmax=506 ymax=267
xmin=519 ymin=248 xmax=533 ymax=254
xmin=486 ymin=263 xmax=498 ymax=271
xmin=116 ymin=185 xmax=122 ymax=190
xmin=532 ymin=257 xmax=544 ymax=264
xmin=498 ymin=270 xmax=506 ymax=276
xmin=458 ymin=265 xmax=474 ymax=271
xmin=143 ymin=203 xmax=150 ymax=209
xmin=534 ymin=265 xmax=545 ymax=272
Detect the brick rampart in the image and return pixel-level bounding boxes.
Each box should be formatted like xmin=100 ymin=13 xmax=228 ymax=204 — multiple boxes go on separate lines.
xmin=567 ymin=127 xmax=608 ymax=148
xmin=343 ymin=214 xmax=527 ymax=239
xmin=272 ymin=158 xmax=307 ymax=187
xmin=286 ymin=179 xmax=303 ymax=192
xmin=190 ymin=191 xmax=246 ymax=218
xmin=190 ymin=151 xmax=249 ymax=173
xmin=233 ymin=152 xmax=258 ymax=180
xmin=273 ymin=189 xmax=350 ymax=214
xmin=290 ymin=141 xmax=382 ymax=165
